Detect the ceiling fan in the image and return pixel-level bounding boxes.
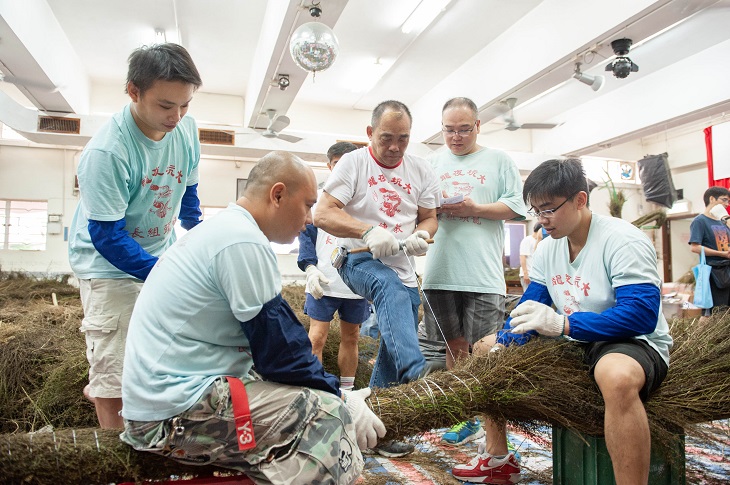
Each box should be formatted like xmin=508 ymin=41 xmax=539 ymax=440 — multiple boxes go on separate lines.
xmin=0 ymin=72 xmax=61 ymax=93
xmin=255 ymin=109 xmax=302 ymax=143
xmin=486 ymin=97 xmax=560 ymax=133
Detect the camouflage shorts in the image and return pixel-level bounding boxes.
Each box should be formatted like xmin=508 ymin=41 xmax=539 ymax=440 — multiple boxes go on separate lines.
xmin=121 ymin=378 xmax=363 ymax=484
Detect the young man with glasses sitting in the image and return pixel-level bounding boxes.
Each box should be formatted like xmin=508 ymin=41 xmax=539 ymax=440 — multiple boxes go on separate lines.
xmin=421 ymin=97 xmax=526 ymax=446
xmin=451 ymin=158 xmax=672 ymax=484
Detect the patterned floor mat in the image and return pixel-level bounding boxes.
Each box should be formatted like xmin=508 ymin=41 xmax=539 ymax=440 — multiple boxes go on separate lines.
xmin=358 ymin=420 xmax=730 ymax=484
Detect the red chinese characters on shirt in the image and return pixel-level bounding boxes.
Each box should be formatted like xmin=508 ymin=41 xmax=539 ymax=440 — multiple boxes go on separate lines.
xmin=378 ymin=188 xmax=402 ymax=217
xmin=551 ymin=274 xmax=591 ymax=315
xmin=440 ymin=170 xmax=482 ymax=225
xmin=136 ymin=164 xmax=185 ymax=238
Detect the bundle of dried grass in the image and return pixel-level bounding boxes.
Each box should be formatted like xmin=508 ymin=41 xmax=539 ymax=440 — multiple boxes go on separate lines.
xmin=371 ymin=311 xmax=730 ymax=454
xmin=631 ymin=209 xmax=667 ymax=229
xmin=0 ymin=276 xmax=374 ymax=432
xmin=0 ymin=427 xmax=234 ymax=484
xmin=0 ymin=276 xmax=94 ymax=433
xmin=2 ymin=275 xmax=729 ymax=482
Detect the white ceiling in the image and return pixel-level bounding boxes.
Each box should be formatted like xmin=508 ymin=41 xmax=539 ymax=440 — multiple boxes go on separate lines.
xmin=1 ymin=0 xmax=730 ymax=165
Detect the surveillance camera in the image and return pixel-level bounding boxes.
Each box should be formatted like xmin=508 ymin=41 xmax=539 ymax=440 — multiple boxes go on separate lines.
xmin=605 ymin=38 xmax=639 ymax=78
xmin=278 ymin=74 xmax=290 ymax=91
xmin=610 ymin=38 xmax=633 ymax=56
xmin=605 ymin=56 xmax=638 ymax=79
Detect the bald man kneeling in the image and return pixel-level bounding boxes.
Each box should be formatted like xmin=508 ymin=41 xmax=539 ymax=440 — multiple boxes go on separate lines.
xmin=120 ymin=151 xmax=385 ymax=484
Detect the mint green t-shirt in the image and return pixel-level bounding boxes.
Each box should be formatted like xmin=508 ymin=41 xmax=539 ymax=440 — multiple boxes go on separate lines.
xmin=68 ymin=104 xmax=200 ymax=279
xmin=423 ymin=147 xmax=525 ymax=294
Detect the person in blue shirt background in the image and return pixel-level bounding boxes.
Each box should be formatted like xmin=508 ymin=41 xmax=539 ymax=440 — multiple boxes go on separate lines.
xmin=68 ymin=43 xmax=204 ymax=428
xmin=298 ymin=142 xmax=371 ymax=392
xmin=688 ymin=186 xmax=730 ymax=318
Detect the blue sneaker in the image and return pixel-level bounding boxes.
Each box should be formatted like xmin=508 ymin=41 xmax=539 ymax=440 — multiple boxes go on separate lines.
xmin=507 ymin=440 xmax=522 ymax=463
xmin=442 ymin=418 xmax=485 ymax=445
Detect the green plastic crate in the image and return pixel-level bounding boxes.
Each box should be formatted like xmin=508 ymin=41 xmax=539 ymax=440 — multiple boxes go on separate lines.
xmin=552 ymin=427 xmax=685 ymax=485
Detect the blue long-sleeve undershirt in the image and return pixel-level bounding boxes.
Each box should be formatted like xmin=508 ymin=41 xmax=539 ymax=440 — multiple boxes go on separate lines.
xmin=88 ymin=218 xmax=157 ymax=281
xmin=179 ymin=183 xmax=202 ymax=230
xmin=239 ymin=293 xmax=340 ymax=396
xmin=297 ymin=223 xmax=318 ymax=271
xmin=88 ymin=184 xmax=201 ymax=280
xmin=497 ymin=282 xmax=660 ymax=346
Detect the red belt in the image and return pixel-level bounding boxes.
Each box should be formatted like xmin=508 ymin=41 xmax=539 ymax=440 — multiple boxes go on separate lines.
xmin=226 ymin=376 xmax=256 ymax=451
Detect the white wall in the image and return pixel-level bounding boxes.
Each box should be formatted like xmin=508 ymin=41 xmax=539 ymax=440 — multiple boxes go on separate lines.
xmin=0 ymin=143 xmax=79 ymax=273
xmin=0 ymin=119 xmax=712 ymax=283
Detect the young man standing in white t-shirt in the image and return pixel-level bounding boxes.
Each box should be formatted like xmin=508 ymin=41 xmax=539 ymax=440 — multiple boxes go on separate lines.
xmin=315 ymin=100 xmax=439 ymax=457
xmin=452 ymin=158 xmax=672 ymax=484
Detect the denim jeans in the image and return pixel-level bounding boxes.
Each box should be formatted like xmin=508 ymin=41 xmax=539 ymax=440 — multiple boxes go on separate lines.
xmin=359 ymin=304 xmax=380 ymax=339
xmin=338 ymin=252 xmax=425 ymax=388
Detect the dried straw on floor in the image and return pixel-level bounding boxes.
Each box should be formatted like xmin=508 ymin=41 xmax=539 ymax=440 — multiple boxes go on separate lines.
xmin=2 ymin=274 xmax=729 ymax=482
xmin=0 ymin=275 xmax=374 ymax=433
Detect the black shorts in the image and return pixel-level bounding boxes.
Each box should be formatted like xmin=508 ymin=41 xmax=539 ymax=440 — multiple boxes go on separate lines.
xmin=582 ymin=339 xmax=668 ymax=402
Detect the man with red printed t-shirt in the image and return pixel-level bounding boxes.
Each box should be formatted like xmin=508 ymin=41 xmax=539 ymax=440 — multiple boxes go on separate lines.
xmin=315 ymin=100 xmax=439 ymax=457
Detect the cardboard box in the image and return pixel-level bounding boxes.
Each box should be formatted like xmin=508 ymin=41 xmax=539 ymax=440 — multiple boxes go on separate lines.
xmin=662 ymin=301 xmax=702 ymax=320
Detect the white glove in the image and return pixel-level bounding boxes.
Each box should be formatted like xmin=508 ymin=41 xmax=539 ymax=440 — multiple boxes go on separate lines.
xmin=343 ymin=388 xmax=386 ymax=450
xmin=403 ymin=230 xmax=430 ymax=256
xmin=305 ymin=265 xmax=329 ymax=299
xmin=509 ymin=300 xmax=565 ymax=337
xmin=363 ymin=226 xmax=400 ymax=260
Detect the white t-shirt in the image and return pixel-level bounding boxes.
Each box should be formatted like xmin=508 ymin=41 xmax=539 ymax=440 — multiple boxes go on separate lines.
xmin=530 ymin=213 xmax=672 ymax=364
xmin=313 ymin=225 xmax=363 ymax=298
xmin=323 ymin=146 xmax=439 ymax=287
xmin=122 ymin=203 xmax=280 ymax=421
xmin=519 ymin=235 xmax=538 ymax=277
xmin=423 ymin=147 xmax=526 ymax=293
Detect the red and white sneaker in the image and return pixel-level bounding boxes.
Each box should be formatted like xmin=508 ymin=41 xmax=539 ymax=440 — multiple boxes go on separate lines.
xmin=451 ymin=452 xmax=521 ymax=484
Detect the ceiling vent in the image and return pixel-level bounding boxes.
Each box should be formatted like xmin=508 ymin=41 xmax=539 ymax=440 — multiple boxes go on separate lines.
xmin=37 ymin=115 xmax=80 ymax=134
xmin=199 ymin=128 xmax=235 ymax=146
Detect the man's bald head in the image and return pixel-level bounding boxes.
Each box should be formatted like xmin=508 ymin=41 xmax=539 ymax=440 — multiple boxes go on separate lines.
xmin=242 ymin=151 xmax=318 ymax=244
xmin=244 ymin=151 xmax=313 ymax=200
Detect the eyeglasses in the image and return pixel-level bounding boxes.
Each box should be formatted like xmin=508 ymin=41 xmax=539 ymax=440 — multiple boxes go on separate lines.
xmin=527 ymin=192 xmax=580 ymax=219
xmin=442 ymin=122 xmax=476 ymax=137
xmin=719 ymin=197 xmax=730 ymax=204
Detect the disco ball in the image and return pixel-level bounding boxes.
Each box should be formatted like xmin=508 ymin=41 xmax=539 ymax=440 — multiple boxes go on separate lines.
xmin=289 ymin=22 xmax=339 ymax=73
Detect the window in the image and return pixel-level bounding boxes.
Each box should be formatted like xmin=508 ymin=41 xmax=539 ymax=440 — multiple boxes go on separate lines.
xmin=173 ymin=206 xmax=226 ymax=236
xmin=0 ymin=200 xmax=48 ymax=250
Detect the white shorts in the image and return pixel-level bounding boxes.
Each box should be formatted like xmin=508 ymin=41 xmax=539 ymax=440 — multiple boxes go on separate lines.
xmin=79 ymin=278 xmax=142 ymax=399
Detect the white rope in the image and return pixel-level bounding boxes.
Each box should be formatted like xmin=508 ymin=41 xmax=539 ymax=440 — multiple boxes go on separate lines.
xmin=402 ymin=243 xmax=455 ymax=363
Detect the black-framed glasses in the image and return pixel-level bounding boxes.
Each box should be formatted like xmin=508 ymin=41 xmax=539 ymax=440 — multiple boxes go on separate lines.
xmin=527 ymin=191 xmax=580 ymax=219
xmin=441 ymin=122 xmax=476 ymax=137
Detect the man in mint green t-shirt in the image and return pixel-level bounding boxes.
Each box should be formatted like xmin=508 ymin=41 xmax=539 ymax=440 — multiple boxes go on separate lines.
xmin=423 ymin=97 xmax=526 ymax=445
xmin=68 ymin=43 xmax=203 ymax=429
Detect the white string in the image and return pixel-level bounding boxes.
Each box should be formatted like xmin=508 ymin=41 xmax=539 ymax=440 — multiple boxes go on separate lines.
xmin=401 ymin=243 xmax=455 ymax=363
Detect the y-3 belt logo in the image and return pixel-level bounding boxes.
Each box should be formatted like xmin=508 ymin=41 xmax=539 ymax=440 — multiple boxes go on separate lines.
xmin=236 ymin=418 xmax=255 ymax=449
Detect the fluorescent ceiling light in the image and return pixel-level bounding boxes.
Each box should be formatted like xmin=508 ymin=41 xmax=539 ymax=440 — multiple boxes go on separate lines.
xmin=401 ymin=0 xmax=451 ymax=34
xmin=349 ymin=58 xmax=393 ymax=93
